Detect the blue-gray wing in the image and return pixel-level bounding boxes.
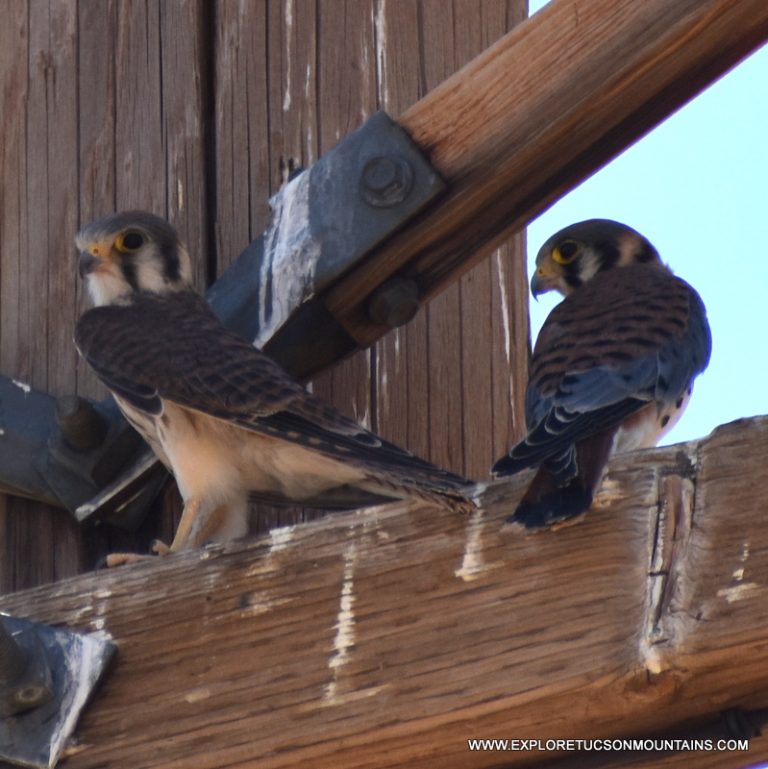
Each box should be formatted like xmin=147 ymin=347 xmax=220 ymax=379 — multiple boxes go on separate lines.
xmin=493 ymin=264 xmax=711 ymax=475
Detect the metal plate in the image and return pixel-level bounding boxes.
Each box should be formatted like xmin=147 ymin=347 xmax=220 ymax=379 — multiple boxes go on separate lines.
xmin=0 ymin=615 xmax=116 ymax=769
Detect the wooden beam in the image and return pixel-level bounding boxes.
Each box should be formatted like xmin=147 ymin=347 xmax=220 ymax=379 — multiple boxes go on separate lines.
xmin=324 ymin=0 xmax=768 ymax=346
xmin=2 ymin=416 xmax=768 ymax=769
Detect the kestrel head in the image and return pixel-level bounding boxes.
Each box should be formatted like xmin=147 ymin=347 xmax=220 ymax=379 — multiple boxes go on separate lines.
xmin=530 ymin=219 xmax=662 ymax=298
xmin=76 ymin=211 xmax=193 ymax=306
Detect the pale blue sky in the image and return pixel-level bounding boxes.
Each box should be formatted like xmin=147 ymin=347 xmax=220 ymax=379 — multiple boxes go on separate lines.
xmin=522 ymin=10 xmax=766 ymax=766
xmin=527 ymin=0 xmax=767 ymax=447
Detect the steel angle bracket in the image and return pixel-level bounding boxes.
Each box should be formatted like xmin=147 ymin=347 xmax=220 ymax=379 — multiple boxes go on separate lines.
xmin=0 ymin=375 xmax=165 ymax=528
xmin=0 ymin=614 xmax=116 ymax=769
xmin=73 ymin=109 xmax=445 ymax=526
xmin=208 ymin=110 xmax=445 ymax=357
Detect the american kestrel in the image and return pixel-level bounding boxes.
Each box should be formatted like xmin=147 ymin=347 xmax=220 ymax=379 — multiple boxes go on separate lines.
xmin=75 ymin=211 xmax=474 ymax=558
xmin=492 ymin=219 xmax=711 ymax=529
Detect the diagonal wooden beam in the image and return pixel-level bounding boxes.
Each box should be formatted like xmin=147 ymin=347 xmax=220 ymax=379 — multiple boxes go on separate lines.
xmin=322 ymin=0 xmax=768 ymax=347
xmin=2 ymin=416 xmax=768 ymax=769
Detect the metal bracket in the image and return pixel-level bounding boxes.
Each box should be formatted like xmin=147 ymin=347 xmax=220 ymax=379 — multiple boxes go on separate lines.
xmin=2 ymin=110 xmax=444 ymax=527
xmin=0 ymin=376 xmax=166 ymax=527
xmin=207 ymin=110 xmax=445 ymax=350
xmin=0 ymin=614 xmax=116 ymax=769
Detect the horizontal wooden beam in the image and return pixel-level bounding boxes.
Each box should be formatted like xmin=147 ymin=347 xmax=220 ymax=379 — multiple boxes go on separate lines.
xmin=324 ymin=0 xmax=768 ymax=346
xmin=2 ymin=416 xmax=768 ymax=769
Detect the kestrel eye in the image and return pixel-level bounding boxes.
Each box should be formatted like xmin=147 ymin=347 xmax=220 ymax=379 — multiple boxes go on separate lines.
xmin=115 ymin=231 xmax=145 ymax=253
xmin=552 ymin=240 xmax=579 ymax=264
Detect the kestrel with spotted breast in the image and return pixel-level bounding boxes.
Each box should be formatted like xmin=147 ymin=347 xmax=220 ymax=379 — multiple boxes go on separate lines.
xmin=493 ymin=219 xmax=711 ymax=528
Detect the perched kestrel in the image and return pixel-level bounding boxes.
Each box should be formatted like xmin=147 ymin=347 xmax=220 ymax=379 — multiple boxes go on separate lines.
xmin=493 ymin=219 xmax=711 ymax=529
xmin=75 ymin=211 xmax=474 ymax=558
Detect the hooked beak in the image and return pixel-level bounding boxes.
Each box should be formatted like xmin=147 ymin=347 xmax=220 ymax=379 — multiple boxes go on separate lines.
xmin=530 ymin=269 xmax=556 ymax=298
xmin=78 ymin=251 xmax=100 ymax=278
xmin=76 ymin=237 xmax=114 ymax=279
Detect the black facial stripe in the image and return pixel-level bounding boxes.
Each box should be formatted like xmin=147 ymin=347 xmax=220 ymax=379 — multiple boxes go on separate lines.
xmin=121 ymin=259 xmax=140 ymax=292
xmin=563 ymin=265 xmax=583 ymax=288
xmin=161 ymin=242 xmax=181 ymax=282
xmin=597 ymin=240 xmax=620 ymax=270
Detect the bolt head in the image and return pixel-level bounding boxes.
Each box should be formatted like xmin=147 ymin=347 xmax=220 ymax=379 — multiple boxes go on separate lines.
xmin=367 ymin=278 xmax=420 ymax=328
xmin=13 ymin=682 xmax=52 ymax=709
xmin=56 ymin=395 xmax=109 ymax=451
xmin=360 ymin=155 xmax=413 ymax=207
xmin=0 ymin=627 xmax=53 ymax=716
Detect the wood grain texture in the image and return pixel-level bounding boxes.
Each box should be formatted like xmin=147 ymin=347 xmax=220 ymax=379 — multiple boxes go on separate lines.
xmin=420 ymin=1 xmax=465 ymax=477
xmin=0 ymin=0 xmax=524 ymax=587
xmin=1 ymin=0 xmax=83 ymax=590
xmin=0 ymin=0 xmax=208 ymax=591
xmin=311 ymin=0 xmax=377 ymax=440
xmin=212 ymin=0 xmax=528 ymax=516
xmin=2 ymin=417 xmax=767 ymax=769
xmin=324 ymin=0 xmax=768 ymax=346
xmin=371 ymin=0 xmax=529 ymax=479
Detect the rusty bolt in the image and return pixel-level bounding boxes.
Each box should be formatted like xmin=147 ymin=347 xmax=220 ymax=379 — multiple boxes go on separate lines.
xmin=367 ymin=277 xmax=420 ymax=328
xmin=360 ymin=155 xmax=413 ymax=207
xmin=0 ymin=620 xmax=53 ymax=716
xmin=56 ymin=395 xmax=109 ymax=451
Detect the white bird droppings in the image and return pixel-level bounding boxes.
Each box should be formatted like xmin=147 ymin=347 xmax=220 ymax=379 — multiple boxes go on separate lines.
xmin=717 ymin=582 xmax=760 ymax=604
xmin=254 ymin=172 xmax=319 ymax=347
xmin=495 ymin=252 xmax=512 ymax=367
xmin=455 ymin=509 xmax=487 ymax=581
xmin=184 ymin=687 xmax=212 ymax=704
xmin=324 ymin=541 xmax=358 ymax=703
xmin=282 ymin=0 xmax=293 ymax=111
xmin=269 ymin=525 xmax=296 ymax=554
xmin=12 ymin=379 xmax=31 ymax=394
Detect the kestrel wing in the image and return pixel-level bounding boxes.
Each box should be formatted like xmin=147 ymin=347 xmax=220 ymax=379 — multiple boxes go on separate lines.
xmin=76 ymin=291 xmax=306 ymax=417
xmin=493 ymin=264 xmax=710 ymax=475
xmin=76 ymin=291 xmax=471 ymax=489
